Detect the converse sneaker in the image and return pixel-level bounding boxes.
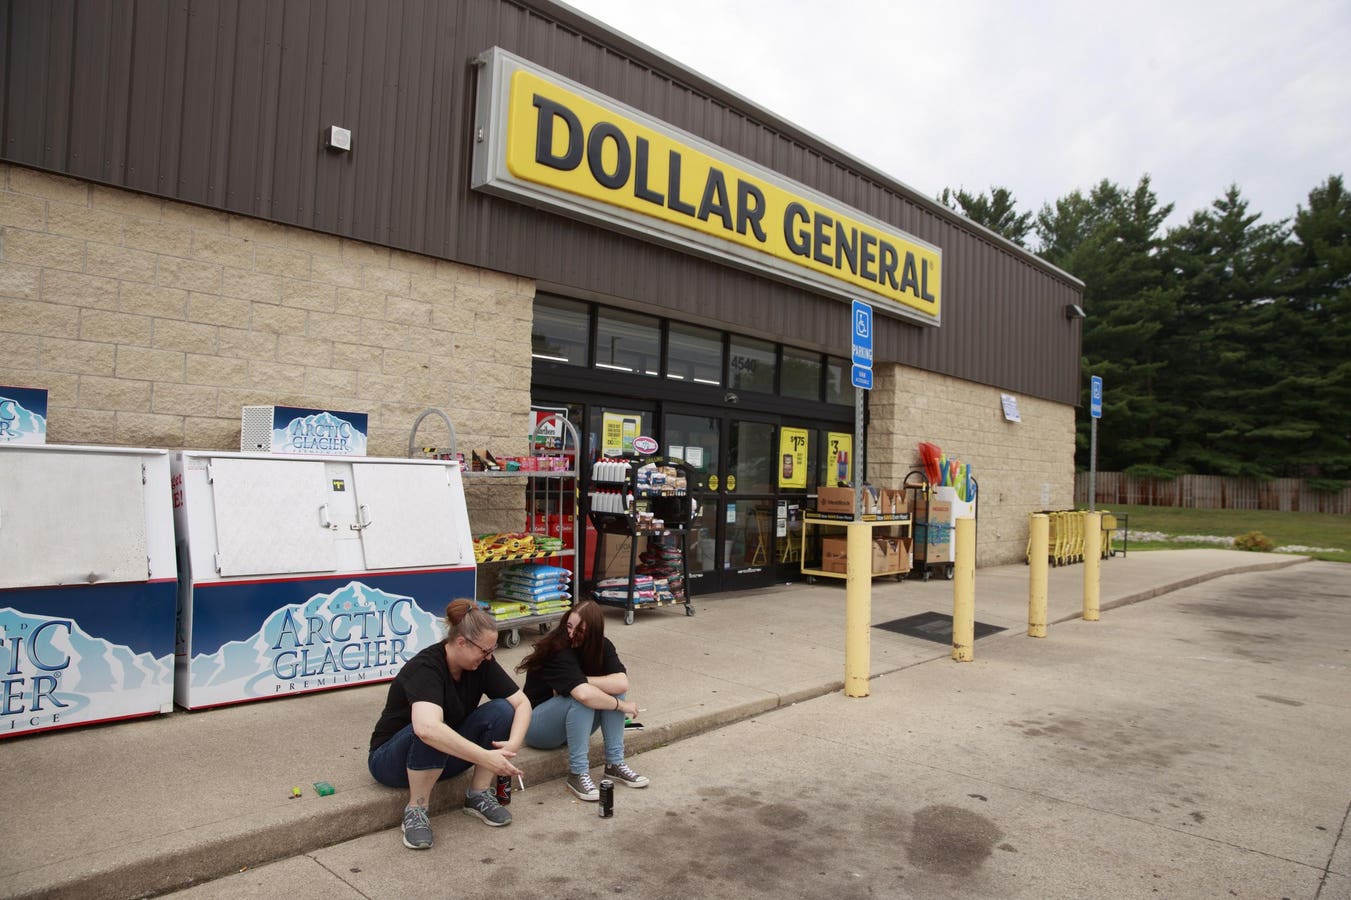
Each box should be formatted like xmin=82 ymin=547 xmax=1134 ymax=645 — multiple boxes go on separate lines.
xmin=604 ymin=762 xmax=650 ymax=788
xmin=567 ymin=771 xmax=600 ymax=801
xmin=402 ymin=805 xmax=433 ymax=849
xmin=463 ymin=789 xmax=512 ymax=826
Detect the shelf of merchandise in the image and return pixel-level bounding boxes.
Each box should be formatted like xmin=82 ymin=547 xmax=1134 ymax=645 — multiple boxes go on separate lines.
xmin=798 ymin=511 xmax=913 ymax=583
xmin=586 ymin=455 xmax=696 ymax=625
xmin=407 ymin=408 xmax=581 ymax=647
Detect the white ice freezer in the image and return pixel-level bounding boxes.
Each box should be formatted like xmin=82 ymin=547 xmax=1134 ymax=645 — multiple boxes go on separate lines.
xmin=0 ymin=444 xmax=177 ymax=738
xmin=172 ymin=451 xmax=475 ymax=709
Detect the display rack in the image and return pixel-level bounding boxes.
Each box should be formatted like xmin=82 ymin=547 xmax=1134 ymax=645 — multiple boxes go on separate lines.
xmin=408 ymin=408 xmax=581 ymax=647
xmin=798 ymin=510 xmax=913 ymax=583
xmin=586 ymin=455 xmax=696 ymax=625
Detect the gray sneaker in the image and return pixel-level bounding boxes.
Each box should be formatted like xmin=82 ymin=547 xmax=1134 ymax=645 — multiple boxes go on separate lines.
xmin=567 ymin=771 xmax=600 ymax=801
xmin=463 ymin=789 xmax=512 ymax=826
xmin=402 ymin=805 xmax=432 ymax=849
xmin=605 ymin=762 xmax=650 ymax=788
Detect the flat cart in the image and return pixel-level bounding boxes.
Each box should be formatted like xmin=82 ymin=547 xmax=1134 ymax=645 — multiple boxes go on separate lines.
xmin=798 ymin=510 xmax=913 ymax=584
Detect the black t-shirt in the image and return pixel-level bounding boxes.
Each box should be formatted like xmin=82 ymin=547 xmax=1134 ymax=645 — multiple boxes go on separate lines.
xmin=522 ymin=637 xmax=626 ymax=708
xmin=369 ymin=640 xmax=521 ymax=751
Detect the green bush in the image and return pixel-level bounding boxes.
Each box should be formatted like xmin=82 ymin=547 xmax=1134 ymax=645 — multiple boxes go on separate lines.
xmin=1233 ymin=531 xmax=1274 ymax=552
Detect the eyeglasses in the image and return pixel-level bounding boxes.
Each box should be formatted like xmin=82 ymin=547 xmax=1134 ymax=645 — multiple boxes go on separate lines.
xmin=467 ymin=636 xmax=497 ymax=658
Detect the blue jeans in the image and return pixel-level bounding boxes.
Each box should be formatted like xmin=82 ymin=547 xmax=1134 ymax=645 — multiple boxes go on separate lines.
xmin=525 ymin=694 xmax=627 ymax=774
xmin=367 ymin=698 xmax=514 ymax=788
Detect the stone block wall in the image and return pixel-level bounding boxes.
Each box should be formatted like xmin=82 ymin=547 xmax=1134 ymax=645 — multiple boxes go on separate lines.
xmin=0 ymin=162 xmax=535 ymax=533
xmin=869 ymin=364 xmax=1077 ymax=565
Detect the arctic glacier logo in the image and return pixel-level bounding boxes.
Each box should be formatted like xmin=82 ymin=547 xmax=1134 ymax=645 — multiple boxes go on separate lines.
xmin=275 ymin=411 xmax=367 ymax=455
xmin=1 ymin=607 xmax=172 ymax=734
xmin=189 ymin=582 xmax=440 ymax=703
xmin=0 ymin=395 xmax=47 ymax=444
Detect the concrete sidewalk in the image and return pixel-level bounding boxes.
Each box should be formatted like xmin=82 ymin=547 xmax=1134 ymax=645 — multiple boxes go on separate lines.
xmin=0 ymin=549 xmax=1308 ymax=899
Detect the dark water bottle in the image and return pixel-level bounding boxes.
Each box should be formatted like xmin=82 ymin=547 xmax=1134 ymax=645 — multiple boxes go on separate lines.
xmin=598 ymin=779 xmax=614 ymax=818
xmin=495 ymin=774 xmax=512 ymax=805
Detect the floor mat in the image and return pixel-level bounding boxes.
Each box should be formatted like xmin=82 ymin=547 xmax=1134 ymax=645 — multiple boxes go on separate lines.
xmin=873 ymin=611 xmax=1007 ymax=644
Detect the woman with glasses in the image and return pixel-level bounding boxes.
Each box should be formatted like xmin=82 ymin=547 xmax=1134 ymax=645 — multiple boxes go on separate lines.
xmin=368 ymin=598 xmax=532 ymax=849
xmin=517 ymin=600 xmax=649 ymax=801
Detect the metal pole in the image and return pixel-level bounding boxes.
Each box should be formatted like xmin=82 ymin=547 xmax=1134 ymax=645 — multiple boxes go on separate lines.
xmin=1083 ymin=511 xmax=1101 ymax=620
xmin=843 ymin=521 xmax=871 ymax=696
xmin=1028 ymin=513 xmax=1049 ymax=638
xmin=1089 ymin=417 xmax=1097 ymax=512
xmin=854 ymin=387 xmax=864 ymax=516
xmin=952 ymin=517 xmax=975 ymax=661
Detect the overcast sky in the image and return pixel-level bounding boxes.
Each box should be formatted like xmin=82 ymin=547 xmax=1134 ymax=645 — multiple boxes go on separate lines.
xmin=561 ymin=0 xmax=1350 ymax=239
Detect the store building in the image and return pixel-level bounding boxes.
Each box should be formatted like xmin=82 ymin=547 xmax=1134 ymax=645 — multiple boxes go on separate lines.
xmin=0 ymin=0 xmax=1083 ymax=595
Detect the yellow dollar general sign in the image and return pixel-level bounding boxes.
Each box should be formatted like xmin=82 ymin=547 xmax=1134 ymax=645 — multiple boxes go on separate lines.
xmin=472 ymin=48 xmax=942 ymax=326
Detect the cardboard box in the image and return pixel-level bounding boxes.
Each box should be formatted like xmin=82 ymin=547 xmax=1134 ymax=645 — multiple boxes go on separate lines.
xmin=882 ymin=489 xmax=909 ymax=516
xmin=820 ymin=535 xmax=849 ymax=572
xmin=821 ymin=535 xmax=849 ymax=573
xmin=871 ymin=537 xmax=900 ymax=574
xmin=917 ymin=507 xmax=954 ymax=562
xmin=816 ymin=487 xmax=855 ymax=515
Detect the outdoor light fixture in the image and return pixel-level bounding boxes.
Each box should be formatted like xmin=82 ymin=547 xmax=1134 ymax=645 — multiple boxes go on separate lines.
xmin=723 ymin=391 xmax=740 ymax=404
xmin=325 ymin=126 xmax=352 ymax=152
xmin=1065 ymin=304 xmax=1087 ymax=319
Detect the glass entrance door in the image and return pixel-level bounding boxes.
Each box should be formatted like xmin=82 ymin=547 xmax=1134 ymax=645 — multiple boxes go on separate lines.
xmin=662 ymin=412 xmax=720 ymax=594
xmin=719 ymin=417 xmax=777 ymax=591
xmin=663 ymin=411 xmax=778 ymax=593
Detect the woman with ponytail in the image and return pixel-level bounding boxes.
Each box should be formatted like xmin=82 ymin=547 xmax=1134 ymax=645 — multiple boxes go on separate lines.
xmin=517 ymin=600 xmax=649 ymax=802
xmin=368 ymin=599 xmax=531 ymax=849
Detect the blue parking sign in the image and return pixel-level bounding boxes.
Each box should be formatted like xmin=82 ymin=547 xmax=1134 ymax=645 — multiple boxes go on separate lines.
xmin=851 ymin=299 xmax=873 ymax=367
xmin=1090 ymin=375 xmax=1103 ymax=419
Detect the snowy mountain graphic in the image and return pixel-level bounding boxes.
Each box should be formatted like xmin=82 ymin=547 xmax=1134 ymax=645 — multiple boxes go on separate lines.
xmin=0 ymin=395 xmax=47 ymax=444
xmin=190 ymin=582 xmax=440 ymax=699
xmin=0 ymin=607 xmax=172 ymax=722
xmin=274 ymin=411 xmax=366 ymax=455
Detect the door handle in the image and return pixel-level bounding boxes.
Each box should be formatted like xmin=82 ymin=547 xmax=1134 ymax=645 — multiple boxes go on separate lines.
xmin=319 ymin=504 xmax=336 ymax=530
xmin=350 ymin=504 xmax=373 ymax=531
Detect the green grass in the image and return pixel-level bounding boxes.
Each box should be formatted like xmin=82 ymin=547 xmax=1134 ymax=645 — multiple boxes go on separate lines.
xmin=1093 ymin=504 xmax=1351 ymax=564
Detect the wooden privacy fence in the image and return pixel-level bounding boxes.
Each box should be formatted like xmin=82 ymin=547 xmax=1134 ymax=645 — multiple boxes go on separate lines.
xmin=1076 ymin=473 xmax=1351 ymax=514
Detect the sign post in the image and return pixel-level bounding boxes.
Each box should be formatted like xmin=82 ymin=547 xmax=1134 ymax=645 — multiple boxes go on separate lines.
xmin=845 ymin=300 xmax=874 ymax=698
xmin=850 ymin=300 xmax=873 ymax=515
xmin=1089 ymin=375 xmax=1102 ymax=512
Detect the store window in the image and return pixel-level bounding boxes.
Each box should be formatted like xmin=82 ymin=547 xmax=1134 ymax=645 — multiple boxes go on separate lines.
xmin=596 ymin=309 xmax=660 ymax=376
xmin=729 ymin=337 xmax=776 ymax=395
xmin=781 ymin=347 xmax=821 ymax=400
xmin=825 ymin=356 xmax=849 ymax=404
xmin=532 ymin=296 xmax=589 ymax=366
xmin=667 ymin=323 xmax=723 ymax=385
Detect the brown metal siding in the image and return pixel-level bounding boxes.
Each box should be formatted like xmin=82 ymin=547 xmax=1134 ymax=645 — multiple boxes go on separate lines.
xmin=1 ymin=0 xmax=1082 ymax=404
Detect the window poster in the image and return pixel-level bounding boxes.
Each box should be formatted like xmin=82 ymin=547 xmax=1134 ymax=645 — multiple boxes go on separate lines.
xmin=778 ymin=427 xmax=808 ymax=489
xmin=601 ymin=412 xmax=642 ymax=455
xmin=827 ymin=432 xmax=853 ymax=486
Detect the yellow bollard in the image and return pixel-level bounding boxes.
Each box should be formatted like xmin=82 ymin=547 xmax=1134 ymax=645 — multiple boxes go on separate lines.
xmin=1083 ymin=511 xmax=1101 ymax=620
xmin=952 ymin=517 xmax=976 ymax=661
xmin=843 ymin=522 xmax=871 ymax=697
xmin=1028 ymin=514 xmax=1049 ymax=638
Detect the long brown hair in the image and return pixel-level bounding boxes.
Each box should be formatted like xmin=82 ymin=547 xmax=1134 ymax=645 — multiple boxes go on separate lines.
xmin=444 ymin=598 xmax=495 ymax=647
xmin=517 ymin=600 xmax=606 ymax=675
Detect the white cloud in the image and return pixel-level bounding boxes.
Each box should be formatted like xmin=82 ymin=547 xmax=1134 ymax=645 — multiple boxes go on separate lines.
xmin=561 ymin=0 xmax=1351 ymax=230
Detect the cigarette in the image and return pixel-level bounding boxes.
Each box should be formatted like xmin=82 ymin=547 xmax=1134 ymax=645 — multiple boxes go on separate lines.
xmin=517 ymin=774 xmax=526 ymax=791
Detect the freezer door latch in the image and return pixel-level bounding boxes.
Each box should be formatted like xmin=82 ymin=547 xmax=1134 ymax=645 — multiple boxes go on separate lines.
xmin=350 ymin=504 xmax=373 ymax=531
xmin=214 ymin=552 xmax=224 ymax=574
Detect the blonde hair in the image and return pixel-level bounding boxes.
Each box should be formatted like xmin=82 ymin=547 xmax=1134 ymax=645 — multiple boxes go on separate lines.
xmin=444 ymin=598 xmax=495 ymax=646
